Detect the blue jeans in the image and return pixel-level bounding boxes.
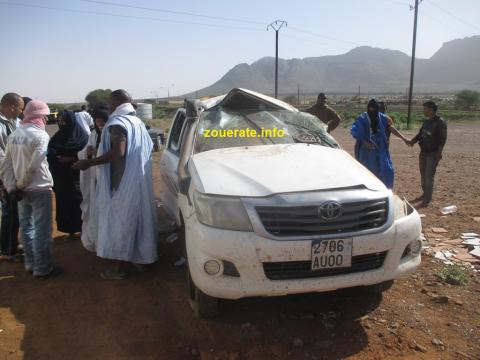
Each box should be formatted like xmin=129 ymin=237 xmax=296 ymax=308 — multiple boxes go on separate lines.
xmin=18 ymin=191 xmax=54 ymax=276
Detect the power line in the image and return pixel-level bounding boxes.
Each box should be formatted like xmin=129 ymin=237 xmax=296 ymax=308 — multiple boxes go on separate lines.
xmin=282 ymin=34 xmax=351 ymax=51
xmin=381 ymin=0 xmax=410 ymax=7
xmin=0 ymin=1 xmax=364 ymax=49
xmin=422 ymin=12 xmax=464 ymax=35
xmin=80 ymin=0 xmax=266 ymax=25
xmin=426 ymin=0 xmax=480 ymax=32
xmin=0 ymin=1 xmax=265 ymax=31
xmin=288 ymin=26 xmax=361 ymax=46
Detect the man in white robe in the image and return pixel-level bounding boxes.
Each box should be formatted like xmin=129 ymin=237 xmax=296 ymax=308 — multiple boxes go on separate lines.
xmin=73 ymin=90 xmax=157 ymax=279
xmin=77 ymin=109 xmax=108 ymax=252
xmin=75 ymin=105 xmax=94 ymax=135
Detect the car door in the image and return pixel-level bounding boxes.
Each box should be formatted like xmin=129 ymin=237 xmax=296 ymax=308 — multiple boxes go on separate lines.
xmin=160 ymin=108 xmax=187 ymax=223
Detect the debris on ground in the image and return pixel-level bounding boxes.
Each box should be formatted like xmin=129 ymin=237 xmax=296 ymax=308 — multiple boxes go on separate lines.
xmin=462 ymin=238 xmax=480 ymax=246
xmin=411 ymin=342 xmax=428 ymax=353
xmin=434 ymin=251 xmax=454 ymax=264
xmin=440 ymin=205 xmax=457 ymax=215
xmin=431 ymin=227 xmax=449 ymax=233
xmin=421 ymin=230 xmax=480 ymax=268
xmin=431 ymin=338 xmax=446 ymax=350
xmin=470 ymin=247 xmax=480 ymax=258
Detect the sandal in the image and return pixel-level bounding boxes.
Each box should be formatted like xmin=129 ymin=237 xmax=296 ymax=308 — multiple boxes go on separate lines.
xmin=133 ymin=264 xmax=149 ymax=273
xmin=63 ymin=234 xmax=79 ymax=242
xmin=0 ymin=254 xmax=24 ymax=263
xmin=34 ymin=266 xmax=64 ymax=279
xmin=100 ymin=269 xmax=127 ymax=280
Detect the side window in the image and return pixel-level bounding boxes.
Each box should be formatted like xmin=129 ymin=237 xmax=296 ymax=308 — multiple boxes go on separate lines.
xmin=168 ymin=110 xmax=186 ymax=153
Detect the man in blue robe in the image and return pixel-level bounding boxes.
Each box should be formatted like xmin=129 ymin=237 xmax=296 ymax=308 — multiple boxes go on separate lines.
xmin=351 ymin=99 xmax=397 ymax=189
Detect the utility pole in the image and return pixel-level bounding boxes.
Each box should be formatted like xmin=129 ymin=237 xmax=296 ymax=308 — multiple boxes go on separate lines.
xmin=267 ymin=20 xmax=287 ymax=99
xmin=297 ymin=84 xmax=300 ymax=106
xmin=407 ymin=0 xmax=422 ymax=129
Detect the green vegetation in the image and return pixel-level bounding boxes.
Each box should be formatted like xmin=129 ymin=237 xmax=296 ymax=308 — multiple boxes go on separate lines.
xmin=47 ymin=103 xmax=83 ymax=112
xmin=455 ymin=90 xmax=480 ymax=110
xmin=147 ymin=105 xmax=178 ymax=131
xmin=335 ymin=106 xmax=480 ymax=131
xmin=48 ymin=92 xmax=480 ymax=138
xmin=336 ymin=108 xmax=425 ymax=130
xmin=435 ymin=263 xmax=471 ymax=285
xmin=85 ymin=89 xmax=112 ymax=109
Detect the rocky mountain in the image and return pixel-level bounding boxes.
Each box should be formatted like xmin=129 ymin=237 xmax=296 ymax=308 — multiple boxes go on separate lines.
xmin=192 ymin=35 xmax=480 ymax=97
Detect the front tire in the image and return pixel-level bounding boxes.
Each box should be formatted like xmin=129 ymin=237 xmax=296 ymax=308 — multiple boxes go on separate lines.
xmin=180 ymin=213 xmax=221 ymax=319
xmin=187 ymin=270 xmax=220 ymax=319
xmin=364 ymin=280 xmax=394 ymax=294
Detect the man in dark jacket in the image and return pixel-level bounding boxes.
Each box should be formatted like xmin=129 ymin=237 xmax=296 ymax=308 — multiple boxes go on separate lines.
xmin=306 ymin=93 xmax=342 ymax=133
xmin=408 ymin=100 xmax=447 ymax=208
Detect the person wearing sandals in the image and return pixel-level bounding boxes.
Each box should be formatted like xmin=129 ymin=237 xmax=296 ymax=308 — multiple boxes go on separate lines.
xmin=73 ymin=90 xmax=157 ymax=280
xmin=0 ymin=100 xmax=63 ymax=278
xmin=0 ymin=93 xmax=24 ymax=263
xmin=47 ymin=110 xmax=89 ymax=241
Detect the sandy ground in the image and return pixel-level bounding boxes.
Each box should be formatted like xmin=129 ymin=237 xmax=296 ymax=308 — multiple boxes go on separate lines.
xmin=0 ymin=122 xmax=479 ymax=360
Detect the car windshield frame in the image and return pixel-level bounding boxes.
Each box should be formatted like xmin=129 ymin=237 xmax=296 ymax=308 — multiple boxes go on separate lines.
xmin=193 ymin=107 xmax=339 ymax=154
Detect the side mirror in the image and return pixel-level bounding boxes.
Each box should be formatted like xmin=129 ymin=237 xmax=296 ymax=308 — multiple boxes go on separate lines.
xmin=179 ymin=175 xmax=191 ymax=195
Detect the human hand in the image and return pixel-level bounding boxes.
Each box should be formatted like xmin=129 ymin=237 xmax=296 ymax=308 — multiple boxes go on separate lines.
xmin=72 ymin=160 xmax=90 ymax=171
xmin=58 ymin=156 xmax=77 ymax=164
xmin=86 ymin=146 xmax=96 ymax=158
xmin=363 ymin=140 xmax=375 ymax=150
xmin=10 ymin=189 xmax=23 ymax=202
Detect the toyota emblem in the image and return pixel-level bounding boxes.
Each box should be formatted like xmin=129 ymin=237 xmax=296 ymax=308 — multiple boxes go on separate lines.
xmin=318 ymin=201 xmax=342 ymax=220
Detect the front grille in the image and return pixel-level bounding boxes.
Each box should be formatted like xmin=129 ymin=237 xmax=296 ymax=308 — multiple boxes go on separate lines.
xmin=263 ymin=252 xmax=387 ymax=280
xmin=256 ymin=199 xmax=388 ymax=237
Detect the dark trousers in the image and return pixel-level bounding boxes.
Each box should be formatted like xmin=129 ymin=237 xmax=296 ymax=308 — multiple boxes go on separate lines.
xmin=419 ymin=152 xmax=440 ymax=204
xmin=0 ymin=192 xmax=20 ymax=256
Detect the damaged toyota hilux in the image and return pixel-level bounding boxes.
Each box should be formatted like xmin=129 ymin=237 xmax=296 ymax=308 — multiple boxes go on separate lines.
xmin=160 ymin=88 xmax=422 ymax=318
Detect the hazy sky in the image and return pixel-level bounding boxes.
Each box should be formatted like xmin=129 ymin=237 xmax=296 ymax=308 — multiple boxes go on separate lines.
xmin=0 ymin=0 xmax=478 ymax=102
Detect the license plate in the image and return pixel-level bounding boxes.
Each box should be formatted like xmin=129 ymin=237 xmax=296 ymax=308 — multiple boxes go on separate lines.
xmin=311 ymin=239 xmax=353 ymax=270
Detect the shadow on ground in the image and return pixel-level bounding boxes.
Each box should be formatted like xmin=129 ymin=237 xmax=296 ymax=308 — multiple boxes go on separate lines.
xmin=0 ymin=233 xmax=382 ymax=360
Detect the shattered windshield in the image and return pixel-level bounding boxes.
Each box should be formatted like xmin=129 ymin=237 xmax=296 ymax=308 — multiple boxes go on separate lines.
xmin=194 ymin=108 xmax=339 ymax=153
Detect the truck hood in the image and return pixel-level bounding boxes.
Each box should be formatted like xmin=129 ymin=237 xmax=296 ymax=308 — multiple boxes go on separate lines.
xmin=191 ymin=144 xmax=387 ymax=197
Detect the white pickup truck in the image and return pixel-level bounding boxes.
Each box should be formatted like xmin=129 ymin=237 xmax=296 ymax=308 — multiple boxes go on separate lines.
xmin=160 ymin=88 xmax=422 ymax=318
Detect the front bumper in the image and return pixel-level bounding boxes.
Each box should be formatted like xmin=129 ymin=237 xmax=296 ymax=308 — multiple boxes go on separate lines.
xmin=185 ymin=209 xmax=422 ymax=300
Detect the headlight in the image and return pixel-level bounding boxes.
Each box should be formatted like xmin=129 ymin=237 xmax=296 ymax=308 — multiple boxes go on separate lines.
xmin=393 ymin=195 xmax=408 ymax=220
xmin=193 ymin=191 xmax=253 ymax=231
